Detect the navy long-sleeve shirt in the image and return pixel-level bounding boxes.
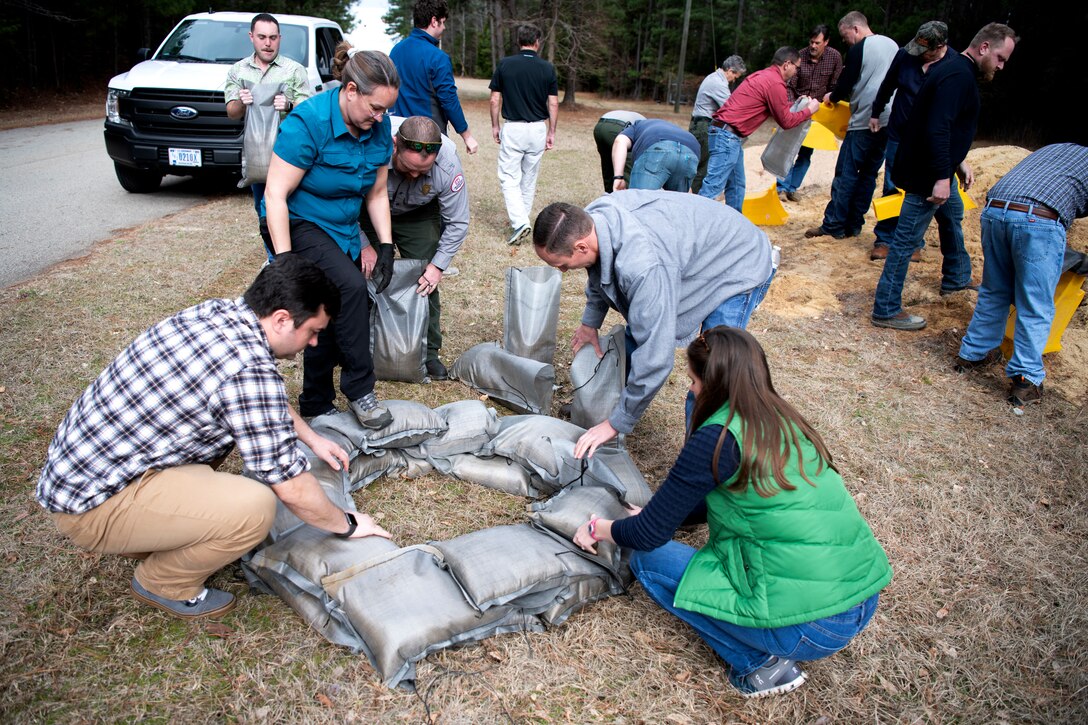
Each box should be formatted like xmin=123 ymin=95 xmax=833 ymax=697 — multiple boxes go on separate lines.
xmin=610 ymin=424 xmax=740 ymax=551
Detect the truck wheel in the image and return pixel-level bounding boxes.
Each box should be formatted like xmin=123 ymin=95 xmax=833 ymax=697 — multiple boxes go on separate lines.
xmin=114 ymin=163 xmax=163 ymax=193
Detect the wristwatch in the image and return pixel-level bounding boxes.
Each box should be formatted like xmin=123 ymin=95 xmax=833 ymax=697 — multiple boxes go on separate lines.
xmin=613 ymin=175 xmax=625 ymax=180
xmin=335 ymin=511 xmax=358 ymax=538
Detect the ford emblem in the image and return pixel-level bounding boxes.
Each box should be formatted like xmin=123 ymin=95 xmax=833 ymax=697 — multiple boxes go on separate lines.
xmin=170 ymin=106 xmax=199 ymax=120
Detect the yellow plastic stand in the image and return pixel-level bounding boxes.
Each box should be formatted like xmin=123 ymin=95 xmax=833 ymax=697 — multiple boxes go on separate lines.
xmin=742 ymin=185 xmax=789 ymax=226
xmin=1000 ymin=271 xmax=1086 ymax=357
xmin=871 ymin=186 xmax=978 ymax=221
xmin=802 ymin=121 xmax=839 ymax=151
xmin=811 ymin=101 xmax=851 ymax=140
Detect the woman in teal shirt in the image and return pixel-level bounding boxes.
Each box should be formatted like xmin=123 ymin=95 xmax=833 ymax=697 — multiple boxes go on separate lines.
xmin=264 ymin=45 xmax=398 ymax=429
xmin=574 ymin=326 xmax=892 ymax=699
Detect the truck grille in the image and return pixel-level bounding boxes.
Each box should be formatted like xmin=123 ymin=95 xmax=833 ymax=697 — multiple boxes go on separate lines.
xmin=123 ymin=88 xmax=242 ymax=138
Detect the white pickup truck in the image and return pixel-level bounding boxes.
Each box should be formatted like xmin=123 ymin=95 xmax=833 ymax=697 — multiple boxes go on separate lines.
xmin=104 ymin=11 xmax=344 ymax=192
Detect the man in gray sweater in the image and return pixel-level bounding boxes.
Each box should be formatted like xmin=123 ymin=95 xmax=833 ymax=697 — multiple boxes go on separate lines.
xmin=805 ymin=10 xmax=898 ymax=240
xmin=533 ymin=191 xmax=775 ymax=457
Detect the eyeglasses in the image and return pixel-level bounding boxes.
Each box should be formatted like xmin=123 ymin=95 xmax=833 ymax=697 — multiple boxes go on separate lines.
xmin=399 ymin=138 xmax=442 ymax=155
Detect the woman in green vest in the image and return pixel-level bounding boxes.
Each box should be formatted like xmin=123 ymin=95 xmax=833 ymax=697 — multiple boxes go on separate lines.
xmin=574 ymin=326 xmax=892 ymax=698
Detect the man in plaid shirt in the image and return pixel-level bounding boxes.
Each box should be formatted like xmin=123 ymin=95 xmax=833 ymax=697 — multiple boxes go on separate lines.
xmin=36 ymin=256 xmax=389 ymax=619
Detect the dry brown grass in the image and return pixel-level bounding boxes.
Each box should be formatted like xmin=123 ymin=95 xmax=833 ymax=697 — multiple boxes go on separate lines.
xmin=2 ymin=89 xmax=1087 ymax=723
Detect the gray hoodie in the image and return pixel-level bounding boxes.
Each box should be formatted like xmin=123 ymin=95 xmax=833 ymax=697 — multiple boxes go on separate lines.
xmin=581 ymin=191 xmax=773 ymax=433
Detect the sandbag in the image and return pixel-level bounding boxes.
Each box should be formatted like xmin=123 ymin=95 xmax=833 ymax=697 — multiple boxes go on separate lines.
xmin=760 ymin=97 xmax=813 ymax=178
xmin=450 ymin=342 xmax=555 ymax=415
xmin=570 ymin=324 xmax=626 ymax=430
xmin=503 ymin=266 xmax=562 ymax=364
xmin=265 ymin=454 xmax=353 ymax=543
xmin=529 ymin=484 xmax=633 ymax=572
xmin=481 ymin=415 xmax=587 ymax=492
xmin=238 ymin=81 xmax=283 ymax=188
xmin=554 ymin=443 xmax=654 ymax=507
xmin=310 ymin=404 xmax=447 ymax=454
xmin=537 ymin=575 xmax=617 ymax=627
xmin=322 ymin=545 xmax=543 ymax=689
xmin=419 ymin=400 xmax=501 ymax=460
xmin=244 ymin=525 xmax=399 ymax=652
xmin=369 ymin=258 xmax=429 ymax=382
xmin=430 ymin=453 xmax=540 ymax=497
xmin=346 ymin=449 xmax=406 ymax=492
xmin=432 ymin=523 xmax=616 ymax=614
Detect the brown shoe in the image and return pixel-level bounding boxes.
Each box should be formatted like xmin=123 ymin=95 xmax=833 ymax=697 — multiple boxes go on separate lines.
xmin=870 ymin=245 xmax=889 ymax=260
xmin=910 ymin=249 xmax=922 ymax=262
xmin=1008 ymin=376 xmax=1044 ymax=407
xmin=805 ymin=225 xmax=844 ymax=239
xmin=954 ymin=349 xmax=1000 ymax=373
xmin=786 ymin=191 xmax=801 ymax=202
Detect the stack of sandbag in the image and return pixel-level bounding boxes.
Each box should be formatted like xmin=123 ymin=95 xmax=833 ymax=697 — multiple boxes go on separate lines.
xmin=451 ymin=266 xmax=561 ymax=414
xmin=243 ymin=399 xmax=659 ymax=690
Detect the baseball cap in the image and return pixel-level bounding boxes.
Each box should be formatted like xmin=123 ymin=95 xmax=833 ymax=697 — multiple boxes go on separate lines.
xmin=905 ymin=21 xmax=948 ymax=56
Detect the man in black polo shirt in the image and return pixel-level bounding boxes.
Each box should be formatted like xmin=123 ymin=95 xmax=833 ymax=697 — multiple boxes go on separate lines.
xmin=489 ymin=24 xmax=559 ymax=245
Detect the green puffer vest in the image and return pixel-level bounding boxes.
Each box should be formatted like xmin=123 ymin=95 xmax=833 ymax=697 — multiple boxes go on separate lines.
xmin=673 ymin=404 xmax=893 ymax=628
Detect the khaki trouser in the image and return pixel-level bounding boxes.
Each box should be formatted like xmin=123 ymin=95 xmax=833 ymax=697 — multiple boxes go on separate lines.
xmin=53 ymin=465 xmax=277 ymax=600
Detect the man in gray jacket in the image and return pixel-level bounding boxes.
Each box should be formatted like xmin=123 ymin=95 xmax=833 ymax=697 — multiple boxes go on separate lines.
xmin=360 ymin=116 xmax=469 ymax=380
xmin=533 ymin=191 xmax=775 ymax=457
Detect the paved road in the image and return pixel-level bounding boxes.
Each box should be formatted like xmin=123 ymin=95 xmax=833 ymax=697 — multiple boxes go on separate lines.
xmin=0 ymin=119 xmax=237 ymax=288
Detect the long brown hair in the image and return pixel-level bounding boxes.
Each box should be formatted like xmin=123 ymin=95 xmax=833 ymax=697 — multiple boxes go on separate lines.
xmin=687 ymin=326 xmax=836 ymax=497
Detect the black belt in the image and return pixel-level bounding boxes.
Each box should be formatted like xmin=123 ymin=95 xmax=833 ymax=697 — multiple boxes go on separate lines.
xmin=599 ymin=117 xmax=632 ymax=125
xmin=986 ymin=199 xmax=1059 ymax=221
xmin=709 ymin=119 xmax=744 ymax=137
xmin=691 ymin=115 xmax=712 ymax=122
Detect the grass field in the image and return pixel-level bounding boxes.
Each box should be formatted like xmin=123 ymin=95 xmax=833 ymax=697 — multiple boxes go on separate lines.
xmin=1 ymin=89 xmax=1086 ymax=723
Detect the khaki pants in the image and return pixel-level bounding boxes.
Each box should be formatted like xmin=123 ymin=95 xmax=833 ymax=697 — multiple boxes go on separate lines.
xmin=53 ymin=465 xmax=277 ymax=600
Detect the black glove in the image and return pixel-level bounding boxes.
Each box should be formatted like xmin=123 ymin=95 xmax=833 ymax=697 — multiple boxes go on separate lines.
xmin=372 ymin=243 xmax=395 ymax=294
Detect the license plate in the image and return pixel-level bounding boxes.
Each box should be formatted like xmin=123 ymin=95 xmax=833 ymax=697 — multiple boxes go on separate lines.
xmin=168 ymin=147 xmax=202 ymax=167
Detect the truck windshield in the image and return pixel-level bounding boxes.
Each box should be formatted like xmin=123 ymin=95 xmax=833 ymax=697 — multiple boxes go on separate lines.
xmin=157 ymin=19 xmax=309 ymax=65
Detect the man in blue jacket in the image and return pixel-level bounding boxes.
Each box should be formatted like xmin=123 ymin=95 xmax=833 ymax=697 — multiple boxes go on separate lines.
xmin=390 ymin=0 xmax=479 ymax=155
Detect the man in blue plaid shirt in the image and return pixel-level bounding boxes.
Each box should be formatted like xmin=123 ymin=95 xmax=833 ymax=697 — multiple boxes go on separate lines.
xmin=36 ymin=256 xmax=390 ymax=619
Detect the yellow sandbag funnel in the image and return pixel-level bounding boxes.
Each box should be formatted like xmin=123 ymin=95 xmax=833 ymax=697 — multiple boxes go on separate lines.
xmin=871 ymin=186 xmax=978 ymax=221
xmin=1001 ymin=270 xmax=1086 ymax=356
xmin=802 ymin=121 xmax=839 ymax=151
xmin=742 ymin=185 xmax=789 ymax=226
xmin=811 ymin=101 xmax=851 ymax=139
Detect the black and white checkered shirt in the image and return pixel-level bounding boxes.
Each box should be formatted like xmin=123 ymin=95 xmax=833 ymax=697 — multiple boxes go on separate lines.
xmin=36 ymin=298 xmax=309 ymax=514
xmin=987 ymin=143 xmax=1088 ymax=229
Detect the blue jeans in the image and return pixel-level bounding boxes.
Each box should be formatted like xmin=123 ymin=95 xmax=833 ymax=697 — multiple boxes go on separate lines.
xmin=777 ymin=145 xmax=814 ymax=193
xmin=698 ymin=125 xmax=746 ymax=211
xmin=821 ymin=129 xmax=887 ymax=236
xmin=873 ymin=191 xmax=972 ymax=319
xmin=630 ymin=541 xmax=880 ymax=677
xmin=630 ymin=141 xmax=699 ymax=192
xmin=873 ymin=144 xmax=967 ymax=273
xmin=959 ymin=205 xmax=1066 ymax=385
xmin=683 ymin=266 xmax=777 ymax=422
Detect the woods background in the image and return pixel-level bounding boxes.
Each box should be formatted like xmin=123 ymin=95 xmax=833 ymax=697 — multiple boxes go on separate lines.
xmin=1 ymin=0 xmax=1083 ymax=145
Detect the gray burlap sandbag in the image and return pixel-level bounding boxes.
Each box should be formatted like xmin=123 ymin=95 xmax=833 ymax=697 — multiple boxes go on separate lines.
xmin=760 ymin=98 xmax=813 ymax=178
xmin=265 ymin=455 xmax=354 ymax=543
xmin=432 ymin=523 xmax=616 ymax=614
xmin=570 ymin=324 xmax=626 ymax=430
xmin=529 ymin=484 xmax=634 ymax=574
xmin=450 ymin=342 xmax=555 ymax=415
xmin=396 ymin=451 xmax=435 ymax=479
xmin=481 ymin=415 xmax=586 ymax=493
xmin=419 ymin=400 xmax=501 ymax=459
xmin=503 ymin=266 xmax=561 ymax=364
xmin=244 ymin=526 xmax=399 ymax=652
xmin=368 ymin=258 xmax=429 ymax=382
xmin=238 ymin=80 xmax=283 ymax=187
xmin=309 ymin=405 xmax=447 ymax=454
xmin=537 ymin=576 xmax=618 ymax=626
xmin=554 ymin=443 xmax=654 ymax=507
xmin=322 ymin=545 xmax=543 ymax=689
xmin=347 ymin=449 xmax=407 ymax=492
xmin=430 ymin=453 xmax=540 ymax=497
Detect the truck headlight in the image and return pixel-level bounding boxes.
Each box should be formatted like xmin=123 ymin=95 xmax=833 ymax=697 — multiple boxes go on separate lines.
xmin=106 ymin=89 xmax=130 ymax=125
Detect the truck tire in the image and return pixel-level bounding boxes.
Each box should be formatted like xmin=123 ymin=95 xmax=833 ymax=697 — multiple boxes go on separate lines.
xmin=114 ymin=163 xmax=163 ymax=193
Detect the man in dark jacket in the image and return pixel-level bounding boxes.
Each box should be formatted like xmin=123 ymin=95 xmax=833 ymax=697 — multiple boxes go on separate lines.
xmin=871 ymin=22 xmax=1017 ymax=331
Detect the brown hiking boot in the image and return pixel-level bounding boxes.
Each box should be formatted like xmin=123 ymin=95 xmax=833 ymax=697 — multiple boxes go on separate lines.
xmin=1008 ymin=376 xmax=1043 ymax=407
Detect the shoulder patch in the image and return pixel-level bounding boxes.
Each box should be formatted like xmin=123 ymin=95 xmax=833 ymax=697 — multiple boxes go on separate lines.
xmin=450 ymin=174 xmax=465 ymax=193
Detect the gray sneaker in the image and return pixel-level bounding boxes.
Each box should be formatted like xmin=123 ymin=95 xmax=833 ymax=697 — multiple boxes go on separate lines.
xmin=130 ymin=577 xmax=235 ymax=619
xmin=507 ymin=224 xmax=532 ymax=246
xmin=871 ymin=311 xmax=926 ymax=331
xmin=729 ymin=656 xmax=808 ymax=699
xmin=350 ymin=392 xmax=392 ymax=430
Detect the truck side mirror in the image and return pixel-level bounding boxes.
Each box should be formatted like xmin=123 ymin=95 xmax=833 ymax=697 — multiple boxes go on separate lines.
xmin=136 ymin=48 xmax=152 ymax=62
